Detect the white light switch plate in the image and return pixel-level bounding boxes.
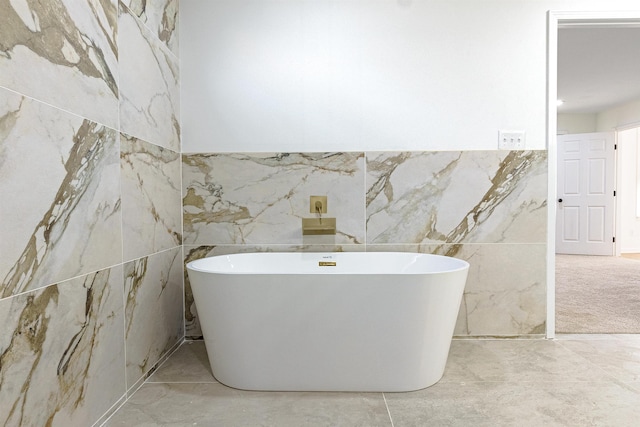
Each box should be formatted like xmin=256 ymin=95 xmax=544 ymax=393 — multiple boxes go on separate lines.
xmin=499 ymin=130 xmax=526 ymax=150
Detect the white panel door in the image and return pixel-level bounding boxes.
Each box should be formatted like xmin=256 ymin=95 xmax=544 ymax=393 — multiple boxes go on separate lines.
xmin=556 ymin=132 xmax=615 ymax=255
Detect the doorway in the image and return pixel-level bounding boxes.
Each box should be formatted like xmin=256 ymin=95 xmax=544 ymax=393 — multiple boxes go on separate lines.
xmin=547 ymin=11 xmax=640 ymax=338
xmin=554 ymin=127 xmax=640 ymax=333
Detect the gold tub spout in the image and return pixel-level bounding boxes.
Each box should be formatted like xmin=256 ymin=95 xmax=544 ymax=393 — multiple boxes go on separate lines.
xmin=302 ymin=217 xmax=336 ymax=235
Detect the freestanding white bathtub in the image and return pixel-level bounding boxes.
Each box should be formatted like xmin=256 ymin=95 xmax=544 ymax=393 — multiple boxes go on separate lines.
xmin=186 ymin=252 xmax=469 ymax=392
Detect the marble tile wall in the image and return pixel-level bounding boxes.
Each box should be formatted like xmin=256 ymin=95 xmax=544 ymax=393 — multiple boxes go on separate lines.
xmin=183 ymin=150 xmax=547 ymax=339
xmin=121 ymin=134 xmax=182 ymax=261
xmin=121 ymin=0 xmax=179 ymax=56
xmin=119 ymin=2 xmax=180 ymax=152
xmin=0 ymin=0 xmax=119 ymax=128
xmin=0 ymin=1 xmax=182 ymax=426
xmin=124 ymin=247 xmax=184 ymax=390
xmin=182 ymin=152 xmax=365 ymax=245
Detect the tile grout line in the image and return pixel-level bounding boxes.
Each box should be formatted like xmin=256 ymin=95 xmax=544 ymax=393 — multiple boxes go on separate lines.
xmin=382 ymin=393 xmax=395 ymax=427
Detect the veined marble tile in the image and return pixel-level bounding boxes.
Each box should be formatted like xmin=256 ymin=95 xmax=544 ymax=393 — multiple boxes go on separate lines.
xmin=366 ymin=243 xmax=546 ymax=337
xmin=0 ymin=0 xmax=118 ymax=128
xmin=183 ymin=246 xmax=213 ymax=339
xmin=0 ymin=90 xmax=122 ymax=298
xmin=182 ymin=152 xmax=365 ymax=245
xmin=183 ymin=244 xmax=362 ymax=338
xmin=0 ymin=266 xmax=125 ymax=427
xmin=121 ymin=0 xmax=179 ymax=56
xmin=450 ymin=243 xmax=546 ymax=336
xmin=119 ymin=3 xmax=180 ymax=152
xmin=121 ymin=133 xmax=182 ymax=261
xmin=366 ymin=150 xmax=547 ymax=244
xmin=124 ymin=247 xmax=184 ymax=389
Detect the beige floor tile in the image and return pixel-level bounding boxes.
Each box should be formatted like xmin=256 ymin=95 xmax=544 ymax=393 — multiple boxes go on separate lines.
xmin=148 ymin=341 xmax=216 ymax=383
xmin=557 ymin=337 xmax=640 ymax=382
xmin=554 ymin=333 xmax=619 ymax=340
xmin=385 ymin=380 xmax=640 ymax=427
xmin=107 ymin=338 xmax=640 ymax=426
xmin=105 ymin=383 xmax=392 ymax=427
xmin=443 ymin=339 xmax=614 ymax=383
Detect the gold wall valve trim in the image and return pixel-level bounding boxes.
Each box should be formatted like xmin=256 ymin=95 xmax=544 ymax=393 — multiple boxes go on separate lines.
xmin=303 ymin=196 xmax=334 ymax=235
xmin=310 ymin=196 xmax=327 ymax=213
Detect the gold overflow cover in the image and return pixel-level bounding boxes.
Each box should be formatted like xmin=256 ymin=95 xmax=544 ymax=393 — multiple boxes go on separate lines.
xmin=319 ymin=261 xmax=337 ymax=267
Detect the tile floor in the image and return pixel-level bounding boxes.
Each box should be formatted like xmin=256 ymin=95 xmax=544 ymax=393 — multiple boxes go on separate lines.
xmin=104 ymin=335 xmax=640 ymax=426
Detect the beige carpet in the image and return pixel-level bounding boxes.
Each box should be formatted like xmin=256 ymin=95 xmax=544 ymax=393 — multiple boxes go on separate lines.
xmin=556 ymin=254 xmax=640 ymax=333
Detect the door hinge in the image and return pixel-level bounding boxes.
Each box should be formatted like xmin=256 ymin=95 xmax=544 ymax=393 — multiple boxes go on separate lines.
xmin=614 ymin=190 xmax=617 ymax=197
xmin=615 ymin=144 xmax=617 ymax=150
xmin=613 ymin=237 xmax=616 ymax=243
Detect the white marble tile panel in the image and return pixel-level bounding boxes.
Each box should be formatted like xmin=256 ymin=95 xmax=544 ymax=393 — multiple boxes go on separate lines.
xmin=449 ymin=243 xmax=547 ymax=336
xmin=0 ymin=90 xmax=122 ymax=297
xmin=366 ymin=150 xmax=547 ymax=244
xmin=119 ymin=3 xmax=180 ymax=152
xmin=0 ymin=266 xmax=126 ymax=427
xmin=121 ymin=133 xmax=182 ymax=261
xmin=121 ymin=0 xmax=179 ymax=56
xmin=124 ymin=247 xmax=184 ymax=389
xmin=0 ymin=0 xmax=119 ymax=127
xmin=182 ymin=152 xmax=365 ymax=245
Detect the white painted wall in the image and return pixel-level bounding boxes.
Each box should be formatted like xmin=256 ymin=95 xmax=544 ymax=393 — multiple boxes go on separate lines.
xmin=617 ymin=127 xmax=640 ymax=252
xmin=181 ymin=0 xmax=640 ymax=153
xmin=557 ymin=114 xmax=597 ymax=134
xmin=597 ymin=98 xmax=640 ymax=131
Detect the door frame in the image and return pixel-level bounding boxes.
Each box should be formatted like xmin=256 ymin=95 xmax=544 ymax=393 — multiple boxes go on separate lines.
xmin=546 ymin=10 xmax=640 ymax=339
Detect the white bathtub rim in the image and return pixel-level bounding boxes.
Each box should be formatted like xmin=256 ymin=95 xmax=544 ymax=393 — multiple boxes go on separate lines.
xmin=186 ymin=251 xmax=469 ymax=275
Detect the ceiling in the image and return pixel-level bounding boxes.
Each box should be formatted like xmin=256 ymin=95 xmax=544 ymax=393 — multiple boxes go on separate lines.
xmin=557 ymin=26 xmax=640 ymax=114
